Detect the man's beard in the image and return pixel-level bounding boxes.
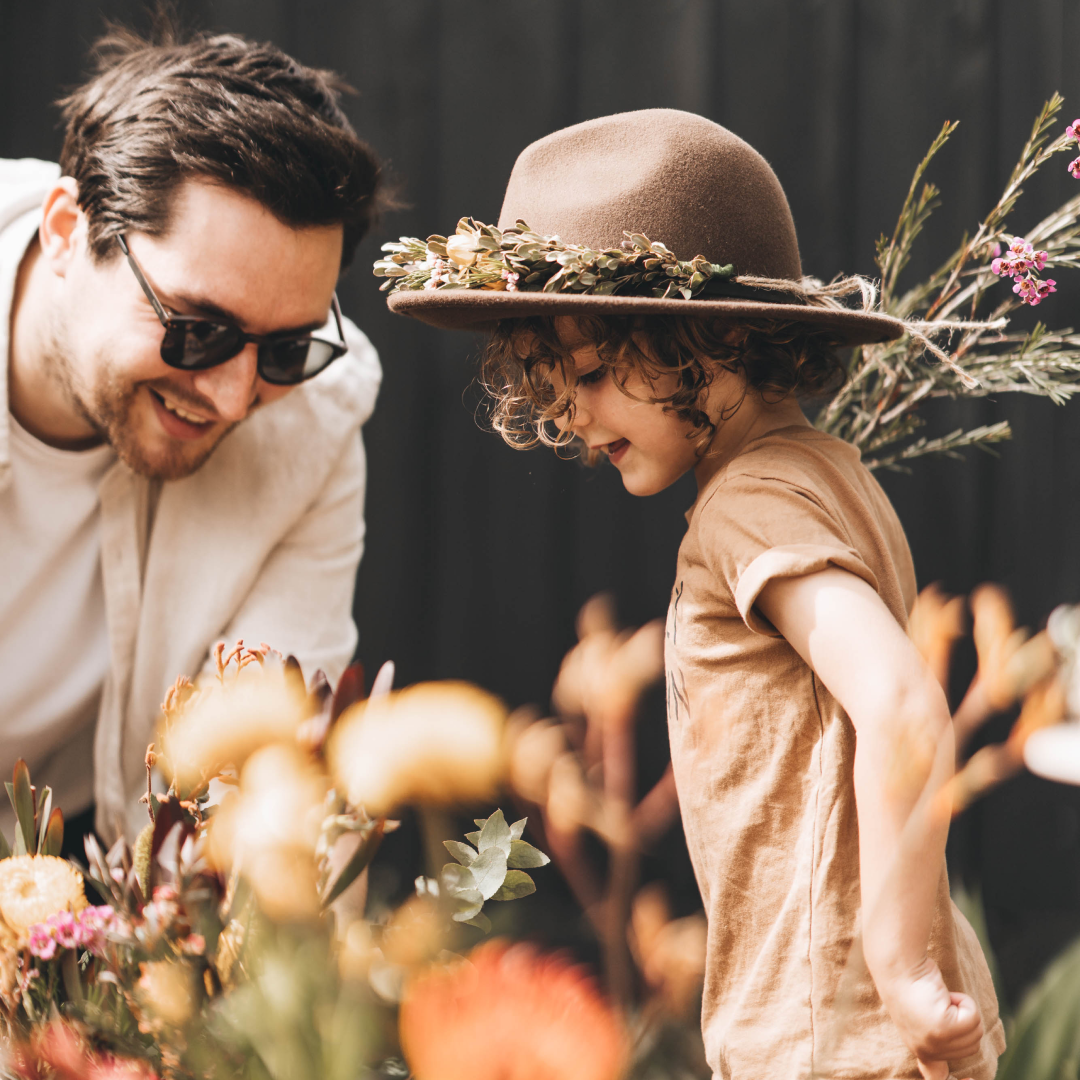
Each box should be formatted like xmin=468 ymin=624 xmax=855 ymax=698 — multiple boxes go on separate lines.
xmin=43 ymin=323 xmax=234 ymax=481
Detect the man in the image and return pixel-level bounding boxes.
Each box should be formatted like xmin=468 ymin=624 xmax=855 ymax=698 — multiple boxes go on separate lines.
xmin=1 ymin=27 xmax=384 ymax=843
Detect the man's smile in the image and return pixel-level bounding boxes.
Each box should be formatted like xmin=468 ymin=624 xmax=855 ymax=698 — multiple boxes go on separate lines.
xmin=148 ymin=387 xmax=217 ymax=440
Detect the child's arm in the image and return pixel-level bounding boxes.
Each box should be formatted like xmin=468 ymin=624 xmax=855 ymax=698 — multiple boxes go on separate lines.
xmin=757 ymin=566 xmax=983 ymax=1080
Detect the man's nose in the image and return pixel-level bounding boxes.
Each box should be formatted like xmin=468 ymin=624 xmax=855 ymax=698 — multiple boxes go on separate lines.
xmin=193 ymin=343 xmax=260 ymax=422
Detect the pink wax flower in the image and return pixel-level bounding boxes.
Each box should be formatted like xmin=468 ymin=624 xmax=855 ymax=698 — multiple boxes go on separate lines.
xmin=28 ymin=924 xmax=58 ymax=960
xmin=990 ymin=242 xmax=1002 ymax=259
xmin=1069 ymin=156 xmax=1080 ymax=179
xmin=1067 ymin=120 xmax=1080 ymax=142
xmin=1035 ymin=278 xmax=1058 ymax=302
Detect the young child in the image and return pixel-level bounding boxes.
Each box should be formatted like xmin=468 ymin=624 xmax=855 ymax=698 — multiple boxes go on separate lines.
xmin=381 ymin=109 xmax=1005 ymax=1080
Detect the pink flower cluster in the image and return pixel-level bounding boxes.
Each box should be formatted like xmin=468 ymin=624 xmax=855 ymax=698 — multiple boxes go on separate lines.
xmin=27 ymin=906 xmax=118 ymax=960
xmin=1066 ymin=119 xmax=1080 ymax=178
xmin=990 ymin=237 xmax=1056 ymax=306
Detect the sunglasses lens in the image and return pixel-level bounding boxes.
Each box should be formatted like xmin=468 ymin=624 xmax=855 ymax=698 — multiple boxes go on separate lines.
xmin=258 ymin=339 xmax=342 ymax=385
xmin=161 ymin=321 xmax=244 ymax=369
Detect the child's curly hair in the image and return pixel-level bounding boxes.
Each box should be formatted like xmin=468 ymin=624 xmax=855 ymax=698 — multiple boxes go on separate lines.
xmin=480 ymin=314 xmax=847 ymax=460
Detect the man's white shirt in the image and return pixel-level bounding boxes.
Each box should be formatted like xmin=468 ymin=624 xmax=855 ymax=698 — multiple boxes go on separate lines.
xmin=0 ymin=159 xmax=382 ymax=839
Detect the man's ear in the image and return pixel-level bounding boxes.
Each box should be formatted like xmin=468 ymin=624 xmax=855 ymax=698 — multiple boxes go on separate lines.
xmin=38 ymin=177 xmax=82 ymax=277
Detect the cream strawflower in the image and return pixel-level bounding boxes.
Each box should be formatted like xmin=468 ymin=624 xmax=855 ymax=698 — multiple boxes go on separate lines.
xmin=0 ymin=856 xmax=87 ymax=938
xmin=329 ymin=682 xmax=507 ymax=815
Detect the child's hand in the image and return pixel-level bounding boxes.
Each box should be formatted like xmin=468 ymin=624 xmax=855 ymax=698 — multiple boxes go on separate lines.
xmin=878 ymin=957 xmax=984 ymax=1080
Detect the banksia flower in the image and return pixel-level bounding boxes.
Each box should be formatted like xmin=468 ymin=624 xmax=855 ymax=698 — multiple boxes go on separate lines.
xmin=400 ymin=941 xmax=627 ymax=1080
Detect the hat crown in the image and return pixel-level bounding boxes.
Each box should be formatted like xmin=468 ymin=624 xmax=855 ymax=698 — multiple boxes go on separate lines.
xmin=497 ymin=108 xmax=802 ymax=280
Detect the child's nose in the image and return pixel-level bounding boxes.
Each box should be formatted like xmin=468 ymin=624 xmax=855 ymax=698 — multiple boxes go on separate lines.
xmin=556 ymin=397 xmax=591 ymax=434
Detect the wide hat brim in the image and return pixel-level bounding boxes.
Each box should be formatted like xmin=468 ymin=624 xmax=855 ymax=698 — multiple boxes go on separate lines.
xmin=387 ymin=289 xmax=905 ymax=346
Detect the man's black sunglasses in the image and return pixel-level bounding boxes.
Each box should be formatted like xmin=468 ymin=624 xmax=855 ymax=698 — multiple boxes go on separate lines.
xmin=117 ymin=235 xmax=348 ymax=386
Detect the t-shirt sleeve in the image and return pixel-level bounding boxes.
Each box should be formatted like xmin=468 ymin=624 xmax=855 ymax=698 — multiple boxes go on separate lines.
xmin=696 ymin=471 xmax=879 ymax=636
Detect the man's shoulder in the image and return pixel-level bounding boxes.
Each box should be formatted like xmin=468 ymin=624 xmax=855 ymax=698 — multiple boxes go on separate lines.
xmin=0 ymin=158 xmax=59 ymax=225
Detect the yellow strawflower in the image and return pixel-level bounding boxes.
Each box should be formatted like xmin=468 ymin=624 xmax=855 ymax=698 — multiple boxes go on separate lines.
xmin=0 ymin=855 xmax=87 ymax=937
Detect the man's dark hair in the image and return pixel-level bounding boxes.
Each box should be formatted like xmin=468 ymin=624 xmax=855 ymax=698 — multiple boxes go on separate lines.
xmin=59 ymin=23 xmax=385 ymax=268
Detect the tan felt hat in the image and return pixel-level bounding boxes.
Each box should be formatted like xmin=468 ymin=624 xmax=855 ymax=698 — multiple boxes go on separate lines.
xmin=386 ymin=109 xmax=904 ymax=345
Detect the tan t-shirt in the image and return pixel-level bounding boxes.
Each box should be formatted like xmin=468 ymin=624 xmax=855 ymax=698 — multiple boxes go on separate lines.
xmin=665 ymin=426 xmax=1005 ymax=1080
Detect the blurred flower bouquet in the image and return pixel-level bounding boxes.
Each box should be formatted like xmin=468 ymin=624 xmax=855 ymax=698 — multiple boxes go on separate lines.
xmin=0 ymin=627 xmax=701 ymax=1080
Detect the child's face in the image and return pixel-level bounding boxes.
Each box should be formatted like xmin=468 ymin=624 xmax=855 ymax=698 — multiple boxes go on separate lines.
xmin=546 ymin=322 xmax=704 ymax=496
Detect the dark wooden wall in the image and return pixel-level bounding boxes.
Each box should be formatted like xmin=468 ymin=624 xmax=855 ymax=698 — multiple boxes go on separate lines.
xmin=5 ymin=0 xmax=1080 ymax=999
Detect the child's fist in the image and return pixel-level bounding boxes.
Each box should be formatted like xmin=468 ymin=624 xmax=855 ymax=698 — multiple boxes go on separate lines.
xmin=880 ymin=959 xmax=984 ymax=1078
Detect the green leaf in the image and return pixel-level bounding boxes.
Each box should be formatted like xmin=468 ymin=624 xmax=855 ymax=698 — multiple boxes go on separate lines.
xmin=510 ymin=818 xmax=527 ymax=841
xmin=35 ymin=788 xmax=52 ymax=855
xmin=0 ymin=828 xmax=10 ymax=861
xmin=11 ymin=761 xmax=34 ymax=857
xmin=41 ymin=809 xmax=63 ymax=859
xmin=462 ymin=912 xmax=491 ymax=932
xmin=464 ymin=830 xmax=481 ymax=846
xmin=322 ymin=819 xmax=386 ymax=908
xmin=997 ymin=932 xmax=1080 ymax=1080
xmin=469 ymin=848 xmax=508 ymax=900
xmin=491 ymin=871 xmax=536 ymax=902
xmin=508 ymin=840 xmax=551 ymax=869
xmin=477 ymin=809 xmax=511 ymax=856
xmin=443 ymin=841 xmax=477 ymax=866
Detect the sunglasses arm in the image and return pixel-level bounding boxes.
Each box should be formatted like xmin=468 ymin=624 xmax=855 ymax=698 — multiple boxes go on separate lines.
xmin=117 ymin=235 xmax=173 ymax=327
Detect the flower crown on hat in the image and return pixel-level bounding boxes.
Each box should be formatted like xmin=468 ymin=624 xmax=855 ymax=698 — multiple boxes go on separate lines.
xmin=376 ymin=217 xmax=735 ymax=298
xmin=375 ymin=217 xmax=812 ymax=305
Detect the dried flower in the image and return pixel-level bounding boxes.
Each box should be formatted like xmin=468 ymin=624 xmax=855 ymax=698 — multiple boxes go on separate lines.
xmin=209 ymin=743 xmax=326 ymax=921
xmin=630 ymin=884 xmax=707 ymax=1017
xmin=160 ymin=662 xmax=308 ymax=793
xmin=0 ymin=856 xmax=86 ymax=939
xmin=909 ymin=584 xmax=966 ymax=690
xmin=445 ymin=231 xmax=481 ymax=267
xmin=509 ymin=721 xmax=567 ymax=804
xmin=400 ymin=941 xmax=628 ymax=1080
xmin=329 ymin=682 xmax=507 ymax=815
xmin=136 ymin=960 xmax=196 ymax=1029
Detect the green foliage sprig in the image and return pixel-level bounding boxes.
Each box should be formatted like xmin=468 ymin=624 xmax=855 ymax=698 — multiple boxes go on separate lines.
xmin=438 ymin=809 xmax=551 ymax=933
xmin=375 ymin=218 xmax=737 ymax=300
xmin=819 ymin=93 xmax=1080 ymax=470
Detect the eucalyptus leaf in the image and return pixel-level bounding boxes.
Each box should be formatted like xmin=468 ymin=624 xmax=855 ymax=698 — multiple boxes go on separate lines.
xmin=464 ymin=830 xmax=481 ymax=846
xmin=508 ymin=839 xmax=550 ymax=869
xmin=463 ymin=912 xmax=492 ymax=933
xmin=0 ymin=828 xmax=9 ymax=860
xmin=477 ymin=810 xmax=512 ymax=856
xmin=443 ymin=841 xmax=477 ymax=866
xmin=469 ymin=848 xmax=509 ymax=901
xmin=440 ymin=861 xmax=476 ymax=896
xmin=492 ymin=871 xmax=536 ymax=902
xmin=449 ymin=886 xmax=484 ymax=923
xmin=510 ymin=818 xmax=527 ymax=841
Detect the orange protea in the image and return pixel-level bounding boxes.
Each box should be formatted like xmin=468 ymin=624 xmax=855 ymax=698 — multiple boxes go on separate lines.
xmin=400 ymin=940 xmax=628 ymax=1080
xmin=0 ymin=856 xmax=86 ymax=939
